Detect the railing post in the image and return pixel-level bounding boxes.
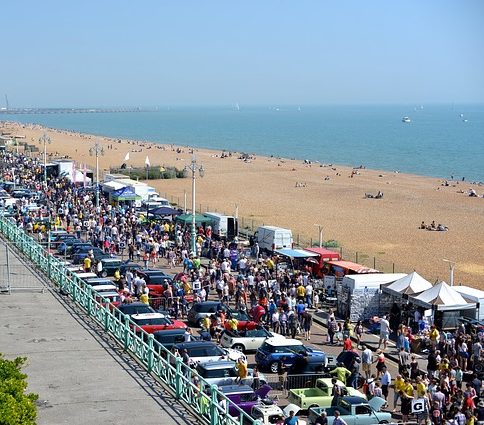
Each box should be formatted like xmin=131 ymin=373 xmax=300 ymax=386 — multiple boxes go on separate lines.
xmin=124 ymin=315 xmax=130 ymax=351
xmin=104 ymin=302 xmax=110 ymax=331
xmin=47 ymin=254 xmax=52 ymax=279
xmin=175 ymin=356 xmax=182 ymax=399
xmin=147 ymin=334 xmax=154 ymax=372
xmin=210 ymin=384 xmax=219 ymax=425
xmin=87 ymin=286 xmax=93 ymax=315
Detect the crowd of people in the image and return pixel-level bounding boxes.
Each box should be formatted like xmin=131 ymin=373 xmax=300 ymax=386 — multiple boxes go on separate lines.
xmin=3 ymin=150 xmax=483 ymax=425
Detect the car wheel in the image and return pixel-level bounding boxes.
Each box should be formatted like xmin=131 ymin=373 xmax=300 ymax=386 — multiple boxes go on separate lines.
xmin=232 ymin=344 xmax=245 ymax=353
xmin=379 ymin=421 xmax=389 ymax=424
xmin=197 ymin=318 xmax=204 ymax=328
xmin=270 ymin=362 xmax=279 ymax=374
xmin=101 ymin=271 xmax=107 ymax=278
xmin=308 ymin=404 xmax=319 ymax=411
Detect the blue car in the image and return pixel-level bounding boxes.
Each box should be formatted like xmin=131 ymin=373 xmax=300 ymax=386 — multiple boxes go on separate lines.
xmin=255 ymin=337 xmax=327 ymax=374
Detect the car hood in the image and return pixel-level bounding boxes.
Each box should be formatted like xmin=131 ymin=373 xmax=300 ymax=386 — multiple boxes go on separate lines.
xmin=368 ymin=396 xmax=386 ymax=412
xmin=283 ymin=403 xmax=301 ymax=417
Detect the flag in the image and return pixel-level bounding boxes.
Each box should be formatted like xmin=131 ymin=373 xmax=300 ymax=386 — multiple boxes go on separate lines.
xmin=124 ymin=152 xmax=130 ymax=161
xmin=145 ymin=156 xmax=150 ymax=167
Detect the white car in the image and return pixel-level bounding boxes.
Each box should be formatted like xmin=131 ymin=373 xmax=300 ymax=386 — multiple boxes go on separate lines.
xmin=220 ymin=327 xmax=285 ymax=352
xmin=250 ymin=403 xmax=306 ymax=425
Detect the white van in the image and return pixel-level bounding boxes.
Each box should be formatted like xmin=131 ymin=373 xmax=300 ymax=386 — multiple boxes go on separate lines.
xmin=256 ymin=226 xmax=293 ymax=252
xmin=204 ymin=212 xmax=238 ymax=240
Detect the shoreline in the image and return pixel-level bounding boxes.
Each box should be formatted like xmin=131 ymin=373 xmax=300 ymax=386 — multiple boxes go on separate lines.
xmin=4 ymin=120 xmax=484 ymax=186
xmin=2 ymin=120 xmax=484 ymax=288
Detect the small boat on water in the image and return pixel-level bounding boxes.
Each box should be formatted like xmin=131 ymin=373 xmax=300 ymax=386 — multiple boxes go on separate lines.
xmin=402 ymin=116 xmax=411 ymax=123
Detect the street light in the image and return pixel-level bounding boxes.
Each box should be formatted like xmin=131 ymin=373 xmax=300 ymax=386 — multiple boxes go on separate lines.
xmin=38 ymin=133 xmax=51 ymax=186
xmin=314 ymin=224 xmax=324 ymax=248
xmin=184 ymin=155 xmax=205 ymax=254
xmin=443 ymin=259 xmax=456 ymax=286
xmin=89 ymin=140 xmax=104 ymax=209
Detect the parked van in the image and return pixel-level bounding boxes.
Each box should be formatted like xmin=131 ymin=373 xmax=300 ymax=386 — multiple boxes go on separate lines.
xmin=256 ymin=226 xmax=293 ymax=252
xmin=204 ymin=212 xmax=238 ymax=240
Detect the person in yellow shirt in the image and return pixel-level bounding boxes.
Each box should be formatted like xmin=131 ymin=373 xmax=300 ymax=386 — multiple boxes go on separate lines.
xmin=403 ymin=378 xmax=414 ymax=397
xmin=393 ymin=375 xmax=406 ymax=412
xmin=83 ymin=256 xmax=92 ymax=272
xmin=415 ymin=377 xmax=427 ymax=397
xmin=228 ymin=318 xmax=238 ymax=332
xmin=429 ymin=325 xmax=440 ymax=348
xmin=296 ymin=284 xmax=306 ymax=300
xmin=139 ymin=290 xmax=149 ymax=305
xmin=201 ymin=316 xmax=210 ymax=332
xmin=236 ymin=358 xmax=248 ymax=382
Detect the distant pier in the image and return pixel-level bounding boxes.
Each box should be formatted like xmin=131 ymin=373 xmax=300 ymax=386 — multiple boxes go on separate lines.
xmin=0 ymin=107 xmax=149 ymax=115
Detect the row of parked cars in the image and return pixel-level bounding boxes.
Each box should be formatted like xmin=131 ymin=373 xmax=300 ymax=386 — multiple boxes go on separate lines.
xmin=63 ymin=252 xmax=387 ymax=425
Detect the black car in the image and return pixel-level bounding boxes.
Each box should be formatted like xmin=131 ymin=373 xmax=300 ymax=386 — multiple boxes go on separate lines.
xmin=153 ymin=329 xmax=188 ymax=353
xmin=119 ymin=261 xmax=142 ymax=275
xmin=136 ymin=270 xmax=173 ymax=285
xmin=116 ymin=302 xmax=156 ymax=317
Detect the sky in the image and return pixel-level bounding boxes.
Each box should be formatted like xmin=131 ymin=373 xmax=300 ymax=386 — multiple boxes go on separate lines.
xmin=2 ymin=0 xmax=484 ymax=107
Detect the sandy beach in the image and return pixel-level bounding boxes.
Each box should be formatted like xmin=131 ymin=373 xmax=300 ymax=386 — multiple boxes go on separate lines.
xmin=2 ymin=121 xmax=484 ymax=289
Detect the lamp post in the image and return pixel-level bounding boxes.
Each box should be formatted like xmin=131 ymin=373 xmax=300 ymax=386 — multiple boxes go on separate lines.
xmin=38 ymin=133 xmax=51 ymax=186
xmin=314 ymin=224 xmax=324 ymax=248
xmin=443 ymin=259 xmax=456 ymax=286
xmin=89 ymin=140 xmax=104 ymax=209
xmin=185 ymin=155 xmax=205 ymax=254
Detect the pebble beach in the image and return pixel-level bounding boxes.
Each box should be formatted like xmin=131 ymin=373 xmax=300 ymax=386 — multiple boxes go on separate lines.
xmin=3 ymin=121 xmax=484 ymax=289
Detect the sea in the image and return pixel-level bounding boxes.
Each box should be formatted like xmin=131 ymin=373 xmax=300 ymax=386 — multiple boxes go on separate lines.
xmin=4 ymin=104 xmax=484 ymax=182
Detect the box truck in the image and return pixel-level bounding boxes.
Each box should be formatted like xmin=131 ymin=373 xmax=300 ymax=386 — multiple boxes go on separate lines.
xmin=204 ymin=212 xmax=238 ymax=240
xmin=256 ymin=226 xmax=293 ymax=252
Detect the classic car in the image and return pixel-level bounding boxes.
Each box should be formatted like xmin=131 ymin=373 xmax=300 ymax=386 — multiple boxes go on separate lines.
xmin=195 ymin=360 xmax=266 ymax=387
xmin=287 ymin=378 xmax=366 ymax=410
xmin=255 ymin=337 xmax=327 ymax=373
xmin=220 ymin=327 xmax=284 ymax=352
xmin=219 ymin=384 xmax=271 ymax=416
xmin=307 ymin=396 xmax=390 ymax=425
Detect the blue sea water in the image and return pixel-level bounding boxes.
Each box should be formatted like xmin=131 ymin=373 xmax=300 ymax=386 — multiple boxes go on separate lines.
xmin=4 ymin=104 xmax=484 ymax=181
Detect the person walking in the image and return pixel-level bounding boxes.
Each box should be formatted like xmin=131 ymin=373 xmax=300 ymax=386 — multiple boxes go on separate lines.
xmin=302 ymin=311 xmax=312 ymax=341
xmin=377 ymin=315 xmax=391 ymax=351
xmin=361 ymin=345 xmax=373 ymax=380
xmin=328 ymin=317 xmax=338 ymax=345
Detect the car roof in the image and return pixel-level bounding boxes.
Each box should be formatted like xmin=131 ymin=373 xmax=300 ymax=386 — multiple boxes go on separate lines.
xmin=341 ymin=396 xmax=368 ymax=404
xmin=175 ymin=341 xmax=216 ymax=349
xmin=131 ymin=313 xmax=165 ymax=320
xmin=153 ymin=328 xmax=186 ymax=336
xmin=101 ymin=258 xmax=123 ymax=263
xmin=197 ymin=361 xmax=235 ymax=370
xmin=264 ymin=337 xmax=303 ymax=346
xmin=219 ymin=385 xmax=253 ymax=394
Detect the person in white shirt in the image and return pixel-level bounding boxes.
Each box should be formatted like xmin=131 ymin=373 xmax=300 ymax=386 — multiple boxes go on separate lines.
xmin=380 ymin=366 xmax=392 ymax=402
xmin=378 ymin=316 xmax=391 ymax=350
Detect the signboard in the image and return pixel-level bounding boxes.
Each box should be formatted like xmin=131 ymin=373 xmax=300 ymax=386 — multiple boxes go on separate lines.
xmin=411 ymin=398 xmax=426 ymax=414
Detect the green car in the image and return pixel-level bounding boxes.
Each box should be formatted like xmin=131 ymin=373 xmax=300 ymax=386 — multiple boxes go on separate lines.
xmin=287 ymin=378 xmax=366 ymax=411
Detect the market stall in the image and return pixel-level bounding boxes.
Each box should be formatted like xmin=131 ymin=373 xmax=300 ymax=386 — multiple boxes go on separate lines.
xmin=409 ymin=281 xmax=477 ymax=329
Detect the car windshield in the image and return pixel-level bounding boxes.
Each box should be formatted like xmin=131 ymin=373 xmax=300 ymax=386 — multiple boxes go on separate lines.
xmin=134 ymin=317 xmax=171 ymax=326
xmin=258 ymin=342 xmax=274 ymax=353
xmin=197 ymin=367 xmax=237 ymax=378
xmin=268 ymin=415 xmax=284 ymax=424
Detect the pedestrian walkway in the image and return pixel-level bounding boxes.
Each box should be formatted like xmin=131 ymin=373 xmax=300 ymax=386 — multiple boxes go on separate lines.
xmin=0 ymin=245 xmax=197 ymax=425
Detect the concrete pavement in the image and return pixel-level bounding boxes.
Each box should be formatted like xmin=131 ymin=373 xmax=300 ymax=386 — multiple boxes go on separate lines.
xmin=0 ymin=244 xmax=197 ymax=425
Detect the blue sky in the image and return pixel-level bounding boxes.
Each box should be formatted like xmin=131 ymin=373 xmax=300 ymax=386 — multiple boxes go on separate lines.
xmin=2 ymin=1 xmax=484 ymax=107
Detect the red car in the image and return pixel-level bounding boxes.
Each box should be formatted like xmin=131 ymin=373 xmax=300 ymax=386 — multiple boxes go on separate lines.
xmin=130 ymin=313 xmax=187 ymax=334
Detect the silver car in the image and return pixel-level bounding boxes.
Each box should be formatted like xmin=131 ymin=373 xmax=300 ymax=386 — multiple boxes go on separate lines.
xmin=195 ymin=360 xmax=266 ymax=387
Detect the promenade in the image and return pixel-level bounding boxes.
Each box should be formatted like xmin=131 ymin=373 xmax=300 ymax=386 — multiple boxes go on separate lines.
xmin=0 ymin=244 xmax=196 ymax=425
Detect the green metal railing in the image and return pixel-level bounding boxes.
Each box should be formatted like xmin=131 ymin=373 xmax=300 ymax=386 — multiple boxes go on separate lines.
xmin=0 ymin=217 xmax=260 ymax=425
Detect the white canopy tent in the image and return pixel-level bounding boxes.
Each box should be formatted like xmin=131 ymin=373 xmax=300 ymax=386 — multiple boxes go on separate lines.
xmin=410 ymin=281 xmax=476 ymax=311
xmin=101 ymin=180 xmax=127 ymax=193
xmin=382 ymin=271 xmax=433 ymax=297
